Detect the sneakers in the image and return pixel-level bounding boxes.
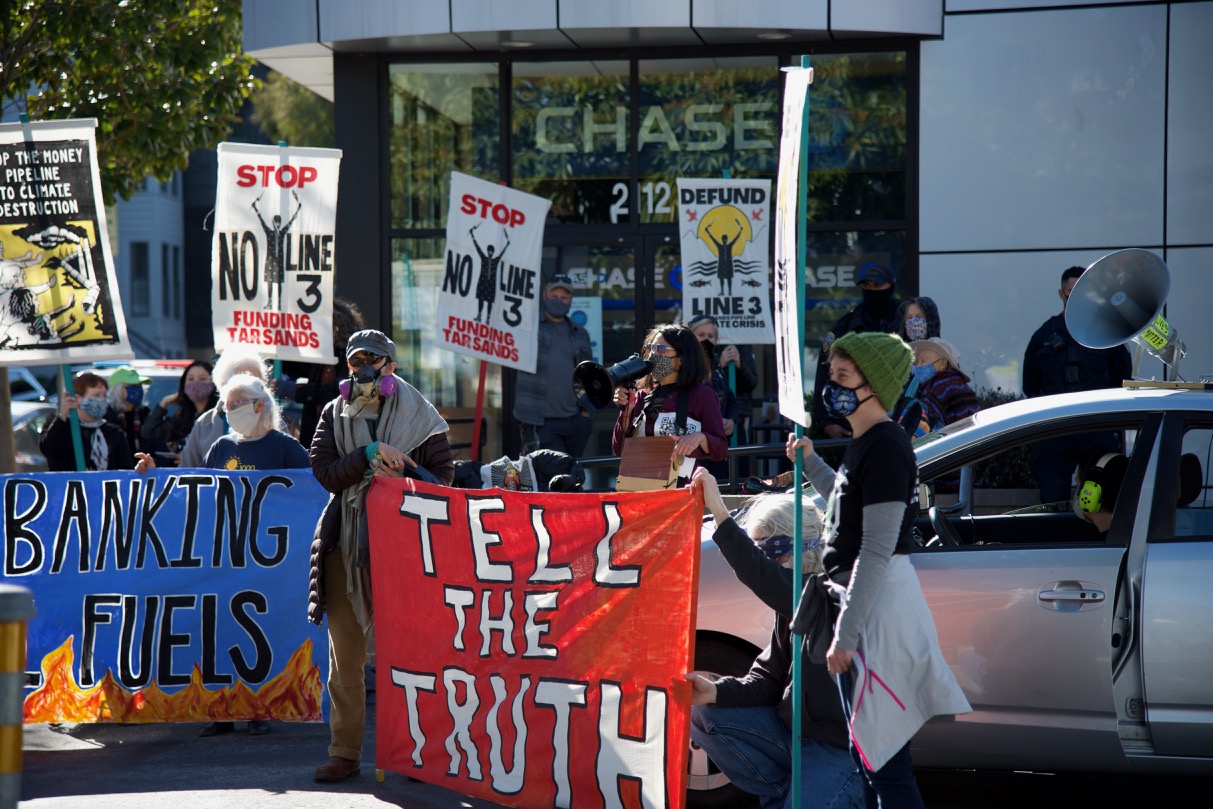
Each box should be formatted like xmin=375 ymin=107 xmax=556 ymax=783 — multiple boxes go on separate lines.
xmin=314 ymin=756 xmax=361 ymax=783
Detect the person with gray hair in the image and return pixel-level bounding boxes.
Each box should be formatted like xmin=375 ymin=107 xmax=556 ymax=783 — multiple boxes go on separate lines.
xmin=684 ymin=468 xmax=863 ymax=809
xmin=178 ymin=346 xmax=270 ymax=467
xmin=139 ymin=372 xmax=309 ymax=736
xmin=199 ymin=373 xmax=308 ymax=471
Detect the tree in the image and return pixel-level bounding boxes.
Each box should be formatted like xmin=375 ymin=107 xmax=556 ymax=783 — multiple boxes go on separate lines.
xmin=249 ymin=70 xmax=333 ymax=149
xmin=1 ymin=0 xmax=257 ymax=203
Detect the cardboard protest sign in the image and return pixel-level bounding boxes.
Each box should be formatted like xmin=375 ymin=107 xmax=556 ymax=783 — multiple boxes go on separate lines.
xmin=774 ymin=68 xmax=813 ymax=428
xmin=3 ymin=470 xmax=329 ymax=724
xmin=368 ymin=479 xmax=702 ymax=809
xmin=676 ymin=178 xmax=774 ymax=345
xmin=211 ymin=142 xmax=342 ymax=363
xmin=0 ymin=118 xmax=133 ymax=365
xmin=437 ymin=172 xmax=552 ymax=373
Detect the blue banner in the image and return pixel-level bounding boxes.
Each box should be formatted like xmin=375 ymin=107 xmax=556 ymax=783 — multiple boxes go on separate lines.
xmin=2 ymin=470 xmax=329 ymax=724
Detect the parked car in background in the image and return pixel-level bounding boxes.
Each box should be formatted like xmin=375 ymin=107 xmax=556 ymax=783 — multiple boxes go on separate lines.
xmin=11 ymin=400 xmax=58 ymax=472
xmin=691 ymin=384 xmax=1213 ymax=807
xmin=8 ymin=366 xmax=52 ymax=402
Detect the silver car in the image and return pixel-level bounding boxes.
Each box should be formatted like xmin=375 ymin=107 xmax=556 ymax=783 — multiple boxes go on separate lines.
xmin=691 ymin=385 xmax=1213 ymax=806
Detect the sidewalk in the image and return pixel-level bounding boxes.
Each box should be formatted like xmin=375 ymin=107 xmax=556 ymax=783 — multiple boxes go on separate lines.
xmin=19 ymin=703 xmax=507 ymax=809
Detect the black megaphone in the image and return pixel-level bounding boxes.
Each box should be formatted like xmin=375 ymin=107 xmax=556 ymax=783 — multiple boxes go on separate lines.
xmin=572 ymin=354 xmax=653 ymax=411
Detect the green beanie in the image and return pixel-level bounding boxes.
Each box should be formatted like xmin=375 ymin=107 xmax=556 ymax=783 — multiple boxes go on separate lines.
xmin=831 ymin=331 xmax=913 ymax=411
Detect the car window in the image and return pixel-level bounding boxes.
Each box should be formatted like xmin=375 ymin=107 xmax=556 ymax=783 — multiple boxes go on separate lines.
xmin=917 ymin=422 xmax=1144 ymax=550
xmin=1176 ymin=426 xmax=1213 ymax=537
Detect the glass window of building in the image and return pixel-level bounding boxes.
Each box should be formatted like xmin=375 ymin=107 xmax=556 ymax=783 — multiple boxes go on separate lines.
xmin=387 ymin=49 xmax=911 ymax=456
xmin=636 ymin=57 xmax=780 ymax=225
xmin=799 ymin=51 xmax=910 ymax=382
xmin=389 ymin=63 xmax=501 ymax=231
xmin=511 ymin=60 xmax=630 ymax=225
xmin=130 ymin=242 xmax=149 ymax=317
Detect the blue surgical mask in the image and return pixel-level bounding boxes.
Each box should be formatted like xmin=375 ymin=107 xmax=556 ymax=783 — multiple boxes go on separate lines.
xmin=905 ymin=316 xmax=929 ymax=342
xmin=911 ymin=363 xmax=937 ymax=385
xmin=124 ymin=385 xmax=144 ymax=407
xmin=821 ymin=381 xmax=874 ymax=419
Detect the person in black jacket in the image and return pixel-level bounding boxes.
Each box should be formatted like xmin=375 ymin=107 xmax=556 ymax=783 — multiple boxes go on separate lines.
xmin=41 ymin=371 xmax=136 ymax=471
xmin=1023 ymin=266 xmax=1133 ymax=502
xmin=685 ymin=469 xmax=863 ymax=809
xmin=308 ymin=329 xmax=453 ymax=784
xmin=811 ymin=263 xmax=901 ymax=439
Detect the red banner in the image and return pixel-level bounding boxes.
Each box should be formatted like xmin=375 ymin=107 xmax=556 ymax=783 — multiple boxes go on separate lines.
xmin=367 ymin=479 xmax=702 ymax=809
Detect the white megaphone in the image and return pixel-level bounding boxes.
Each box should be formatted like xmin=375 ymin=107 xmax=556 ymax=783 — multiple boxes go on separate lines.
xmin=1065 ymin=248 xmax=1187 ymax=381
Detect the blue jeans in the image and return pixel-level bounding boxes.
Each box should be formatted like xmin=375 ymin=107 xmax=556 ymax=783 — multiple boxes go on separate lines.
xmin=836 ymin=671 xmax=923 ymax=809
xmin=690 ymin=705 xmax=863 ymax=809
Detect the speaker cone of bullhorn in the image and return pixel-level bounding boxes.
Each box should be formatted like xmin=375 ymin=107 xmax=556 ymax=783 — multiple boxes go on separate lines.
xmin=1065 ymin=248 xmax=1186 ymax=381
xmin=572 ymin=354 xmax=653 ymax=411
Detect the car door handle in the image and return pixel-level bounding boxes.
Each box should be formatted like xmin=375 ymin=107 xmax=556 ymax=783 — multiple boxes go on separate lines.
xmin=1039 ymin=580 xmax=1105 ymax=610
xmin=1039 ymin=589 xmax=1104 ymax=603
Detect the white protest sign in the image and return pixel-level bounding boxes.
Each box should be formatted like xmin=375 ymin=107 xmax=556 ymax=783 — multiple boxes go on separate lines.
xmin=0 ymin=118 xmax=133 ymax=365
xmin=211 ymin=142 xmax=342 ymax=363
xmin=437 ymin=172 xmax=551 ymax=373
xmin=774 ymin=68 xmax=813 ymax=428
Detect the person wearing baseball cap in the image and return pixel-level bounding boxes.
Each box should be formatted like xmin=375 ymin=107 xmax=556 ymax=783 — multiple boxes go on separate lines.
xmin=512 ymin=274 xmax=593 ymax=457
xmin=787 ymin=330 xmax=970 ymax=806
xmin=308 ymin=327 xmax=453 ymax=783
xmin=105 ymin=366 xmax=152 ymax=456
xmin=811 ymin=261 xmax=902 ymax=439
xmin=908 ymin=336 xmax=980 ymax=430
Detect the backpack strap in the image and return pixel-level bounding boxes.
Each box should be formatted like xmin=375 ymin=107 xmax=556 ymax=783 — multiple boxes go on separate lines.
xmin=674 ymin=386 xmax=690 ymax=436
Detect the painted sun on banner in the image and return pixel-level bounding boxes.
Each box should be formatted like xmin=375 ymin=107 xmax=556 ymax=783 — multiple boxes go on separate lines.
xmin=368 ymin=479 xmax=702 ymax=809
xmin=211 ymin=142 xmax=342 ymax=364
xmin=676 ymin=178 xmax=773 ymax=345
xmin=438 ymin=172 xmax=552 ymax=374
xmin=0 ymin=118 xmax=133 ymax=366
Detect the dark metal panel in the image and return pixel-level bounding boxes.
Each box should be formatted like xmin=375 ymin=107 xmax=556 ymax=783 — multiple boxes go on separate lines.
xmin=332 ymin=52 xmax=389 ymax=329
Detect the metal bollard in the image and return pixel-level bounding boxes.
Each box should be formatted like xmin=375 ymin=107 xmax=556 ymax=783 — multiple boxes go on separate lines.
xmin=0 ymin=585 xmax=35 ymax=809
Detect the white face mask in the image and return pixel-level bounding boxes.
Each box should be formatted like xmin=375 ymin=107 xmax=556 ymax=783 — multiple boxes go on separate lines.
xmin=227 ymin=403 xmax=262 ymax=438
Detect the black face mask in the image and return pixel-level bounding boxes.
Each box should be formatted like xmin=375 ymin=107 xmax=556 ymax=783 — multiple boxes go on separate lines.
xmin=700 ymin=339 xmax=716 ymax=357
xmin=862 ymin=286 xmax=896 ymax=314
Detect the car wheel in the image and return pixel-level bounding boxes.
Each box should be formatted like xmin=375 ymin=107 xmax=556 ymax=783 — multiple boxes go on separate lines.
xmin=686 ymin=637 xmax=760 ymax=809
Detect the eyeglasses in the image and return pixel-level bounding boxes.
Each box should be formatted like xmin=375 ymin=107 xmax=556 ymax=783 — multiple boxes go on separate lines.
xmin=227 ymin=397 xmax=254 ymax=409
xmin=643 ymin=344 xmax=678 ymax=356
xmin=348 ymin=353 xmax=385 ymax=369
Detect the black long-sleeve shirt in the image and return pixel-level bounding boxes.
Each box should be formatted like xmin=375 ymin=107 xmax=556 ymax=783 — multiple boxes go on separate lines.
xmin=708 ymin=517 xmax=849 ymax=748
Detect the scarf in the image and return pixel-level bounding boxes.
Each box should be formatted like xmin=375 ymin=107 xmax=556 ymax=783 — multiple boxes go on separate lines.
xmin=87 ymin=421 xmax=109 ymax=471
xmin=332 ymin=375 xmax=448 ymax=629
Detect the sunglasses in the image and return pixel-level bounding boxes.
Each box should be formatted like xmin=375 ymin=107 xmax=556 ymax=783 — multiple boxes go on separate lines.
xmin=347 ymin=353 xmax=386 ymax=369
xmin=643 ymin=344 xmax=678 ymax=356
